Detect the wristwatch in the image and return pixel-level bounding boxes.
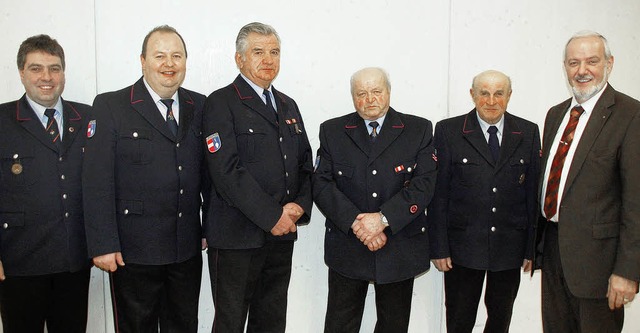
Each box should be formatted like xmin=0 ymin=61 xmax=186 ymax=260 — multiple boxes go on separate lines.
xmin=380 ymin=212 xmax=389 ymax=227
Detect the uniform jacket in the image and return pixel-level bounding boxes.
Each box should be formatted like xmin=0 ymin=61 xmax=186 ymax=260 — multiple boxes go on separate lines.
xmin=312 ymin=108 xmax=437 ymax=284
xmin=83 ymin=78 xmax=206 ymax=265
xmin=203 ymin=75 xmax=313 ymax=249
xmin=0 ymin=96 xmax=91 ymax=276
xmin=429 ymin=110 xmax=540 ymax=271
xmin=534 ymin=84 xmax=640 ymax=298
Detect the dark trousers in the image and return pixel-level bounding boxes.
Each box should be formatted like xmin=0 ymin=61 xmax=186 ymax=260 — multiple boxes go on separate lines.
xmin=110 ymin=254 xmax=203 ymax=333
xmin=324 ymin=269 xmax=415 ymax=333
xmin=0 ymin=268 xmax=90 ymax=333
xmin=542 ymin=222 xmax=624 ymax=333
xmin=208 ymin=241 xmax=294 ymax=333
xmin=444 ymin=264 xmax=521 ymax=333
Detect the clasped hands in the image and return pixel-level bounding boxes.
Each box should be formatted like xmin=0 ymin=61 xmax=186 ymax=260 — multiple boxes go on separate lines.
xmin=352 ymin=212 xmax=388 ymax=252
xmin=270 ymin=202 xmax=304 ymax=236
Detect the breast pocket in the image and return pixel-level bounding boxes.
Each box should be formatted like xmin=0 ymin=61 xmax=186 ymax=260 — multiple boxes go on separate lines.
xmin=452 ymin=156 xmax=480 ymax=187
xmin=509 ymin=156 xmax=529 ymax=186
xmin=236 ymin=126 xmax=267 ymax=163
xmin=0 ymin=149 xmax=39 ymax=187
xmin=118 ymin=128 xmax=153 ymax=164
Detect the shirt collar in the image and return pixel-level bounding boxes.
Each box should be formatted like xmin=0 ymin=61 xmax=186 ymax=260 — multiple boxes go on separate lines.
xmin=240 ymin=73 xmax=273 ymax=97
xmin=570 ymin=83 xmax=608 ymax=115
xmin=26 ymin=94 xmax=63 ymax=122
xmin=143 ymin=77 xmax=179 ymax=106
xmin=364 ymin=113 xmax=388 ymax=134
xmin=476 ymin=112 xmax=505 ymax=136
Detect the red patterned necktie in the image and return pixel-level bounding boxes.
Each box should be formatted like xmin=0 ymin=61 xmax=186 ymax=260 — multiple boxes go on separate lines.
xmin=543 ymin=105 xmax=585 ymax=220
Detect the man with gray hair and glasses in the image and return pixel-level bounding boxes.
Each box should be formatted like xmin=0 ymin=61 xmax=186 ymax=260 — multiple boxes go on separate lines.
xmin=203 ymin=22 xmax=313 ymax=332
xmin=534 ymin=30 xmax=640 ymax=333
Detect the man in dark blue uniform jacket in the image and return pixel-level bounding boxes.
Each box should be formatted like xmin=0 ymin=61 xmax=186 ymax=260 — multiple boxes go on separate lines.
xmin=203 ymin=22 xmax=313 ymax=333
xmin=0 ymin=35 xmax=91 ymax=333
xmin=429 ymin=70 xmax=540 ymax=333
xmin=313 ymin=67 xmax=437 ymax=333
xmin=83 ymin=26 xmax=206 ymax=332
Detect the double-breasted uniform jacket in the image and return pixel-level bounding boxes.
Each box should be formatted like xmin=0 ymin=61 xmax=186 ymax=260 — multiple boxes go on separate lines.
xmin=83 ymin=78 xmax=206 ymax=265
xmin=534 ymin=84 xmax=640 ymax=298
xmin=203 ymin=75 xmax=313 ymax=249
xmin=429 ymin=110 xmax=541 ymax=271
xmin=0 ymin=96 xmax=91 ymax=276
xmin=312 ymin=108 xmax=437 ymax=284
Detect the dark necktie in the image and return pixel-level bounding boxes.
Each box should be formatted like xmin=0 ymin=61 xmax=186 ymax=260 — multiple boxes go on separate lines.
xmin=487 ymin=125 xmax=499 ymax=162
xmin=263 ymin=89 xmax=278 ymax=122
xmin=543 ymin=105 xmax=585 ymax=220
xmin=44 ymin=108 xmax=61 ymax=149
xmin=369 ymin=121 xmax=379 ymax=143
xmin=160 ymin=99 xmax=178 ymax=136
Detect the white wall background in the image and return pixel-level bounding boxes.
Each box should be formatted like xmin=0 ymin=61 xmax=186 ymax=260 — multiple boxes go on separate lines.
xmin=1 ymin=0 xmax=639 ymax=332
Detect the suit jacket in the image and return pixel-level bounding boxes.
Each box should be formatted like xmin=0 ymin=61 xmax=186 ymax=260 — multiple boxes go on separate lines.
xmin=203 ymin=75 xmax=313 ymax=249
xmin=0 ymin=96 xmax=91 ymax=276
xmin=534 ymin=84 xmax=640 ymax=298
xmin=312 ymin=108 xmax=437 ymax=284
xmin=429 ymin=110 xmax=540 ymax=271
xmin=83 ymin=78 xmax=206 ymax=265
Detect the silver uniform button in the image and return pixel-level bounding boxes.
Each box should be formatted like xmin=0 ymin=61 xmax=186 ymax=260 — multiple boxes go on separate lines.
xmin=492 ymin=207 xmax=497 ymax=213
xmin=284 ymin=154 xmax=287 ymax=160
xmin=133 ymin=132 xmax=139 ymax=138
xmin=249 ymin=128 xmax=254 ymax=133
xmin=285 ymin=172 xmax=289 ymax=177
xmin=64 ymin=212 xmax=70 ymax=218
xmin=176 ymin=143 xmax=180 ymax=148
xmin=287 ymin=190 xmax=290 ymax=195
xmin=372 ymin=192 xmax=378 ymax=198
xmin=60 ymin=175 xmax=65 ymax=180
xmin=279 ymin=137 xmax=283 ymax=142
xmin=124 ymin=209 xmax=129 ymax=215
xmin=178 ymin=166 xmax=183 ymax=171
xmin=421 ymin=227 xmax=426 ymax=232
xmin=520 ymin=159 xmax=524 ymax=164
xmin=62 ymin=194 xmax=68 ymax=199
xmin=180 ymin=189 xmax=184 ymax=194
xmin=178 ymin=212 xmax=183 ymax=218
xmin=12 ymin=154 xmax=18 ymax=159
xmin=338 ymin=171 xmax=343 ymax=176
xmin=463 ymin=158 xmax=468 ymax=163
xmin=372 ymin=170 xmax=377 ymax=175
xmin=492 ymin=188 xmax=497 ymax=193
xmin=407 ymin=167 xmax=412 ymax=172
xmin=491 ymin=226 xmax=496 ymax=232
xmin=3 ymin=223 xmax=8 ymax=229
xmin=59 ymin=157 xmax=63 ymax=162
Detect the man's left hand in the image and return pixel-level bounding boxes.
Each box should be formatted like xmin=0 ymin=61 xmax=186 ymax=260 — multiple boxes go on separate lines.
xmin=352 ymin=212 xmax=386 ymax=243
xmin=607 ymin=274 xmax=639 ymax=310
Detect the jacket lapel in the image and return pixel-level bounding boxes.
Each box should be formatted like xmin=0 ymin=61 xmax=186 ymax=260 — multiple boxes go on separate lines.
xmin=232 ymin=75 xmax=278 ymax=126
xmin=16 ymin=95 xmax=59 ymax=153
xmin=495 ymin=113 xmax=524 ymax=171
xmin=344 ymin=113 xmax=371 ymax=156
xmin=60 ymin=99 xmax=83 ymax=154
xmin=461 ymin=109 xmax=495 ymax=165
xmin=563 ymin=85 xmax=615 ymax=199
xmin=130 ymin=78 xmax=176 ymax=141
xmin=177 ymin=87 xmax=195 ymax=141
xmin=368 ymin=108 xmax=404 ymax=163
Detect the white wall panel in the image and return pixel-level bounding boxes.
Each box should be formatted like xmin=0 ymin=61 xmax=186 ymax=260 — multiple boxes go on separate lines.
xmin=0 ymin=0 xmax=639 ymax=332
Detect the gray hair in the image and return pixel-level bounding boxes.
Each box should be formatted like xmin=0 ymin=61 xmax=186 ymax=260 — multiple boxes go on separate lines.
xmin=564 ymin=30 xmax=612 ymax=61
xmin=350 ymin=67 xmax=391 ymax=94
xmin=236 ymin=22 xmax=281 ymax=56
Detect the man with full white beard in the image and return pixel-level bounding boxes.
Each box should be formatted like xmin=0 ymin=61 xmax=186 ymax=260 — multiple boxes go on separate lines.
xmin=534 ymin=30 xmax=640 ymax=333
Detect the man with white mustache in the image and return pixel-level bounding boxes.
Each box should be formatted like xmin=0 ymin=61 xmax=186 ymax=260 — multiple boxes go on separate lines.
xmin=534 ymin=30 xmax=640 ymax=333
